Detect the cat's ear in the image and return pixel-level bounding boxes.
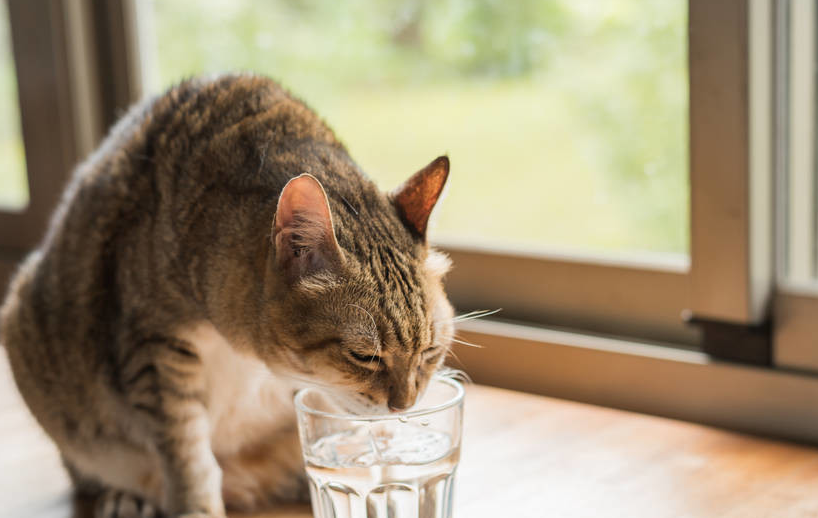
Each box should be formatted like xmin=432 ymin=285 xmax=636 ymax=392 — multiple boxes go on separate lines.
xmin=273 ymin=174 xmax=343 ymax=281
xmin=392 ymin=156 xmax=449 ymax=240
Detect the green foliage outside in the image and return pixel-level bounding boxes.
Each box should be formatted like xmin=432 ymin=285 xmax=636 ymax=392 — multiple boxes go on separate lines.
xmin=0 ymin=0 xmax=688 ymax=255
xmin=148 ymin=0 xmax=689 ymax=255
xmin=0 ymin=1 xmax=28 ymax=210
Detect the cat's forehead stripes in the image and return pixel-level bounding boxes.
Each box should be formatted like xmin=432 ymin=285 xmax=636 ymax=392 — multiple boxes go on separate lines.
xmin=330 ymin=199 xmax=430 ymax=353
xmin=371 ymin=245 xmax=428 ymax=353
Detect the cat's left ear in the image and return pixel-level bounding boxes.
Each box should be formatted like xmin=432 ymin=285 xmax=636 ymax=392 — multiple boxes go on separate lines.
xmin=392 ymin=156 xmax=449 ymax=240
xmin=273 ymin=174 xmax=343 ymax=281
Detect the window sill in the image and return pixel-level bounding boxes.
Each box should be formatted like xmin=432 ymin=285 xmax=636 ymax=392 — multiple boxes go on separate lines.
xmin=454 ymin=318 xmax=818 ymax=444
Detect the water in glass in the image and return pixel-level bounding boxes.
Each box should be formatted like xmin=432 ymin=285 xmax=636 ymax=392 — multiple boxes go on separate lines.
xmin=304 ymin=423 xmax=459 ymax=518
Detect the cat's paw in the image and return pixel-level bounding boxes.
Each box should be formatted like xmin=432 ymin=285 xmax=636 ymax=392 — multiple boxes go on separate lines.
xmin=95 ymin=489 xmax=160 ymax=518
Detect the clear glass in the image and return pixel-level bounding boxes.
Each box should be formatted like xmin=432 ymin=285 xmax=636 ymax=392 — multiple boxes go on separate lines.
xmin=0 ymin=0 xmax=29 ymax=210
xmin=140 ymin=0 xmax=688 ymax=257
xmin=294 ymin=377 xmax=464 ymax=518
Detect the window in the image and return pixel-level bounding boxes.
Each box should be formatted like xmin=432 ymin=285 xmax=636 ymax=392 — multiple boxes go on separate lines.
xmin=142 ymin=0 xmax=688 ymax=258
xmin=0 ymin=1 xmax=28 ymax=211
xmin=2 ymin=0 xmax=816 ymax=442
xmin=774 ymin=0 xmax=818 ymax=373
xmin=138 ymin=0 xmax=694 ymax=345
xmin=781 ymin=0 xmax=818 ymax=288
xmin=0 ymin=1 xmax=88 ymax=264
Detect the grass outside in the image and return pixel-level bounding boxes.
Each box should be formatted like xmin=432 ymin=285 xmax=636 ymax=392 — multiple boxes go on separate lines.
xmin=0 ymin=0 xmax=28 ymax=211
xmin=320 ymin=81 xmax=687 ymax=254
xmin=0 ymin=0 xmax=688 ymax=256
xmin=146 ymin=0 xmax=689 ymax=256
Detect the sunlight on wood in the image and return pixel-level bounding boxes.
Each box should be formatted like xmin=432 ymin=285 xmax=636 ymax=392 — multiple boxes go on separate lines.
xmin=2 ymin=350 xmax=818 ymax=517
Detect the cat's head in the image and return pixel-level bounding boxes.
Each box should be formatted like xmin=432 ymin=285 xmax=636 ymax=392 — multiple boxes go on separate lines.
xmin=265 ymin=156 xmax=454 ymax=414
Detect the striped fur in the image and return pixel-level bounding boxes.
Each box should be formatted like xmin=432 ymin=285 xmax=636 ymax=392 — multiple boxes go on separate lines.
xmin=0 ymin=74 xmax=454 ymax=517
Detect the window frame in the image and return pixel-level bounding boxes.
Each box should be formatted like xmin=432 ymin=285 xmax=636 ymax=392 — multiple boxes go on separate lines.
xmin=0 ymin=0 xmax=84 ymax=254
xmin=775 ymin=286 xmax=818 ymax=372
xmin=441 ymin=245 xmax=697 ymax=346
xmin=773 ymin=0 xmax=818 ymax=374
xmin=689 ymin=0 xmax=774 ymax=327
xmin=446 ymin=0 xmax=774 ymax=347
xmin=6 ymin=0 xmax=818 ymax=442
xmin=454 ymin=317 xmax=818 ymax=444
xmin=9 ymin=0 xmax=778 ymax=354
xmin=0 ymin=0 xmax=139 ymax=291
xmin=449 ymin=0 xmax=818 ymax=442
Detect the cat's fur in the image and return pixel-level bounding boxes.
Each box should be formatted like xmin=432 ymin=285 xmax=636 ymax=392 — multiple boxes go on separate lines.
xmin=0 ymin=74 xmax=454 ymax=517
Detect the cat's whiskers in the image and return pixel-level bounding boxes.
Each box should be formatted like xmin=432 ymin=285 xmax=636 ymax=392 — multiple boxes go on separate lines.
xmin=451 ymin=335 xmax=484 ymax=349
xmin=446 ymin=310 xmax=495 ymax=349
xmin=429 ymin=332 xmax=471 ymax=374
xmin=449 ymin=308 xmax=502 ymax=323
xmin=364 ymin=341 xmax=383 ymax=379
xmin=371 ymin=338 xmax=383 ymax=371
xmin=436 ymin=366 xmax=472 ymax=384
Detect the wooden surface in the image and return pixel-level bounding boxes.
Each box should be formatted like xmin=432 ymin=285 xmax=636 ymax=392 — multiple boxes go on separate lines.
xmin=3 ymin=351 xmax=818 ymax=517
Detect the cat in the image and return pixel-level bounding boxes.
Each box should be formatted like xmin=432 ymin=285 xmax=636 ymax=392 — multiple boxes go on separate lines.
xmin=0 ymin=74 xmax=455 ymax=518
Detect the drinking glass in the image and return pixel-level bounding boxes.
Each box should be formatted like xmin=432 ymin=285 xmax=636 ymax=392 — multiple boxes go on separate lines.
xmin=294 ymin=376 xmax=465 ymax=518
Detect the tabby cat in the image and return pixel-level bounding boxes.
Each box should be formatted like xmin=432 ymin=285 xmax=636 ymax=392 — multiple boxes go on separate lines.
xmin=0 ymin=74 xmax=455 ymax=517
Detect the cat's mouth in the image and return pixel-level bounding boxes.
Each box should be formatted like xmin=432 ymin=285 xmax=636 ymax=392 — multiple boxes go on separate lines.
xmin=332 ymin=393 xmax=391 ymax=416
xmin=269 ymin=366 xmax=392 ymax=416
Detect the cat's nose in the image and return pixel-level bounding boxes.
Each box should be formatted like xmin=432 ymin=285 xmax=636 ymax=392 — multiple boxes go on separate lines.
xmin=387 ymin=388 xmax=416 ymax=412
xmin=388 ymin=401 xmax=411 ymax=412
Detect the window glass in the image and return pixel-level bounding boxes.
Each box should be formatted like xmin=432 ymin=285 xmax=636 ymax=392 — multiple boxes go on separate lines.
xmin=779 ymin=0 xmax=818 ymax=287
xmin=0 ymin=0 xmax=29 ymax=210
xmin=141 ymin=0 xmax=688 ymax=256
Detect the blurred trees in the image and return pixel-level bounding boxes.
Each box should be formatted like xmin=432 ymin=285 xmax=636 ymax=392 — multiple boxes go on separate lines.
xmin=147 ymin=0 xmax=687 ymax=254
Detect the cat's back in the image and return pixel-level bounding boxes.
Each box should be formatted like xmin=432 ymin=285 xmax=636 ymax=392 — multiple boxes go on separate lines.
xmin=0 ymin=74 xmax=349 ymax=363
xmin=53 ymin=74 xmax=343 ymax=244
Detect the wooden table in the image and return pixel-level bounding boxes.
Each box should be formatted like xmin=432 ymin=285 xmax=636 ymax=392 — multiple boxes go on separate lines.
xmin=3 ymin=351 xmax=818 ymax=518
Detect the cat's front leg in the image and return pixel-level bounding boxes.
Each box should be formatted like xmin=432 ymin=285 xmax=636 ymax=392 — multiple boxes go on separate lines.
xmin=121 ymin=336 xmax=225 ymax=518
xmin=157 ymin=410 xmax=223 ymax=518
xmin=220 ymin=426 xmax=310 ymax=512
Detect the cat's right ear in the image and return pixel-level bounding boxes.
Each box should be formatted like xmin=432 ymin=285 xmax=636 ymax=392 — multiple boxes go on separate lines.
xmin=273 ymin=174 xmax=344 ymax=282
xmin=392 ymin=156 xmax=449 ymax=241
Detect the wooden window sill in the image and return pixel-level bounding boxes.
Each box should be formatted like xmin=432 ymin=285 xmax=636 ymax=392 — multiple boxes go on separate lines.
xmin=2 ymin=352 xmax=818 ymax=517
xmin=455 ymin=318 xmax=818 ymax=444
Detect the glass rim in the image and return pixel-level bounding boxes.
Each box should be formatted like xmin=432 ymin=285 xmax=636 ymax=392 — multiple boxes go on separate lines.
xmin=294 ymin=375 xmax=464 ymax=422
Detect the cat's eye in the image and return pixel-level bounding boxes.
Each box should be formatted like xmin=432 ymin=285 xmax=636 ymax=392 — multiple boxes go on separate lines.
xmin=347 ymin=349 xmax=382 ymax=366
xmin=425 ymin=352 xmax=443 ymax=364
xmin=421 ymin=348 xmax=443 ymax=364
